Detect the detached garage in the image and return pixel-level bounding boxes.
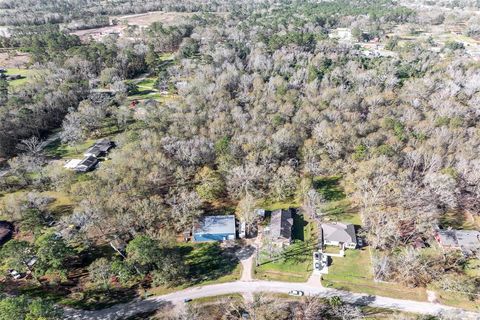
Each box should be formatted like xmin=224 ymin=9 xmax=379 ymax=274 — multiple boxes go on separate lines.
xmin=193 ymin=215 xmax=236 ymax=242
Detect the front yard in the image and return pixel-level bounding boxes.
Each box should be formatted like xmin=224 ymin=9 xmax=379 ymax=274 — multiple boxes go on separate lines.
xmin=322 ymin=248 xmax=427 ymax=301
xmin=254 ymin=212 xmax=317 ymax=282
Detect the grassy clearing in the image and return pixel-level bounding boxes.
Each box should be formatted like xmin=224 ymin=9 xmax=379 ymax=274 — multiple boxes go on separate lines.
xmin=5 ymin=68 xmax=39 ymax=88
xmin=434 ymin=289 xmax=480 ymax=312
xmin=148 ymin=242 xmax=241 ymax=295
xmin=44 ymin=138 xmax=96 ymax=159
xmin=255 ymin=212 xmax=316 ymax=282
xmin=322 ymin=248 xmax=427 ymax=301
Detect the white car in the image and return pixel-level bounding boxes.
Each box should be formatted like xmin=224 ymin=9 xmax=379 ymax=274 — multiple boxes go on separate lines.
xmin=8 ymin=269 xmax=22 ymax=280
xmin=288 ymin=290 xmax=304 ymax=296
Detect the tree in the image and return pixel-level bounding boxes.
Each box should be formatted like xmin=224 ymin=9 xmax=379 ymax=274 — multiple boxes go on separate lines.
xmin=126 ymin=235 xmax=161 ymax=272
xmin=34 ymin=231 xmax=73 ymax=278
xmin=88 ymin=258 xmax=113 ymax=290
xmin=0 ymin=240 xmax=38 ymax=282
xmin=195 ymin=166 xmax=225 ymax=201
xmin=0 ymin=78 xmax=8 ymax=105
xmin=60 ymin=112 xmax=85 ymax=149
xmin=0 ymin=296 xmax=61 ymax=320
xmin=237 ymin=193 xmax=257 ymax=237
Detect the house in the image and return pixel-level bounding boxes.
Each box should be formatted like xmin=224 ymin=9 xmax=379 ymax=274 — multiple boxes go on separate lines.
xmin=193 ymin=215 xmax=236 ymax=242
xmin=268 ymin=209 xmax=293 ymax=247
xmin=0 ymin=221 xmax=13 ymax=246
xmin=436 ymin=229 xmax=480 ymax=255
xmin=321 ymin=222 xmax=357 ymax=249
xmin=75 ymin=156 xmax=99 ymax=172
xmin=84 ymin=139 xmax=115 ymax=158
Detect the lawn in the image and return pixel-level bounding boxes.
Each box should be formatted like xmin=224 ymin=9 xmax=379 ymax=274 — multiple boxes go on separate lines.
xmin=44 ymin=138 xmax=96 ymax=159
xmin=5 ymin=68 xmax=40 ymax=88
xmin=321 ymin=248 xmax=427 ymax=301
xmin=148 ymin=242 xmax=242 ymax=295
xmin=314 ymin=176 xmax=362 ymax=226
xmin=255 ymin=212 xmax=317 ymax=282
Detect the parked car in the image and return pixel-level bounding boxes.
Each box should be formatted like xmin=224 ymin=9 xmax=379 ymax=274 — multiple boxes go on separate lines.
xmin=314 ymin=252 xmax=320 ymax=260
xmin=288 ymin=290 xmax=304 ymax=296
xmin=8 ymin=269 xmax=22 ymax=280
xmin=314 ymin=262 xmax=321 ymax=270
xmin=184 ymin=298 xmax=192 ymax=303
xmin=321 ymin=254 xmax=328 ymax=265
xmin=357 ymin=238 xmax=364 ymax=247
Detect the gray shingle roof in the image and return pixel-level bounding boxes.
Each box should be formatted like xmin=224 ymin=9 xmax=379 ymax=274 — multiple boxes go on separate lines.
xmin=438 ymin=229 xmax=480 ymax=252
xmin=270 ymin=209 xmax=293 ymax=240
xmin=322 ymin=222 xmax=357 ymax=244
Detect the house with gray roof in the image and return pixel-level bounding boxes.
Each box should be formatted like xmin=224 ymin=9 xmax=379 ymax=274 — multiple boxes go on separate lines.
xmin=84 ymin=139 xmax=115 ymax=158
xmin=321 ymin=222 xmax=357 ymax=249
xmin=268 ymin=209 xmax=294 ymax=247
xmin=436 ymin=229 xmax=480 ymax=255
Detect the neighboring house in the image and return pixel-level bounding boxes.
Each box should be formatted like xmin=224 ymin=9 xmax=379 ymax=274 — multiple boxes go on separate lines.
xmin=436 ymin=229 xmax=480 ymax=255
xmin=75 ymin=156 xmax=99 ymax=172
xmin=268 ymin=209 xmax=294 ymax=247
xmin=193 ymin=215 xmax=236 ymax=242
xmin=84 ymin=139 xmax=115 ymax=158
xmin=322 ymin=222 xmax=357 ymax=249
xmin=0 ymin=221 xmax=13 ymax=246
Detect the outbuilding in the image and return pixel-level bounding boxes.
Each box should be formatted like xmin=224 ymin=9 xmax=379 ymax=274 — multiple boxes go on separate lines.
xmin=193 ymin=215 xmax=236 ymax=242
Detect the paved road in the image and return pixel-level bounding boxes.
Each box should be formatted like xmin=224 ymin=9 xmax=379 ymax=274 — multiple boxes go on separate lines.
xmin=65 ymin=280 xmax=480 ymax=320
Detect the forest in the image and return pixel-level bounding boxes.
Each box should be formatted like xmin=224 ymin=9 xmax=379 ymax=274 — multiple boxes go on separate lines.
xmin=0 ymin=0 xmax=479 ymax=319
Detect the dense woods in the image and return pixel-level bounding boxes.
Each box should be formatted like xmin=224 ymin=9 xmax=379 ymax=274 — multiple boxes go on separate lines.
xmin=0 ymin=0 xmax=479 ymax=316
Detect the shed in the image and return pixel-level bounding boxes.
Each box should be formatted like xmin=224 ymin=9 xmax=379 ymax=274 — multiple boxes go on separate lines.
xmin=193 ymin=215 xmax=236 ymax=242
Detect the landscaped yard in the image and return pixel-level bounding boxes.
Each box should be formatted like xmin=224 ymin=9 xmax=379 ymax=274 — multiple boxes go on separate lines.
xmin=255 ymin=212 xmax=317 ymax=282
xmin=322 ymin=248 xmax=427 ymax=301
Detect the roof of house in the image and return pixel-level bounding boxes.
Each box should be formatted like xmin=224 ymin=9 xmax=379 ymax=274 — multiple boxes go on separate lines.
xmin=437 ymin=230 xmax=457 ymax=247
xmin=456 ymin=230 xmax=480 ymax=250
xmin=0 ymin=221 xmax=13 ymax=244
xmin=85 ymin=140 xmax=114 ymax=156
xmin=322 ymin=222 xmax=357 ymax=244
xmin=76 ymin=156 xmax=98 ymax=171
xmin=269 ymin=209 xmax=293 ymax=241
xmin=194 ymin=215 xmax=236 ymax=235
xmin=438 ymin=229 xmax=480 ymax=251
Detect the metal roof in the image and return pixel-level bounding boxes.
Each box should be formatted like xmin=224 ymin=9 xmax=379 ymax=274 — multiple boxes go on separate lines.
xmin=194 ymin=215 xmax=236 ymax=235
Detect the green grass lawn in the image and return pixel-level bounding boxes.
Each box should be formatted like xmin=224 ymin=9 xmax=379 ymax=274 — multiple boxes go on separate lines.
xmin=5 ymin=68 xmax=40 ymax=88
xmin=322 ymin=248 xmax=427 ymax=301
xmin=255 ymin=212 xmax=317 ymax=282
xmin=44 ymin=138 xmax=96 ymax=159
xmin=149 ymin=242 xmax=241 ymax=295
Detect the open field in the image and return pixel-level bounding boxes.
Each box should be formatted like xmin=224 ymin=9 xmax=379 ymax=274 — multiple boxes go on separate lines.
xmin=71 ymin=11 xmax=211 ymax=41
xmin=0 ymin=51 xmax=30 ymax=68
